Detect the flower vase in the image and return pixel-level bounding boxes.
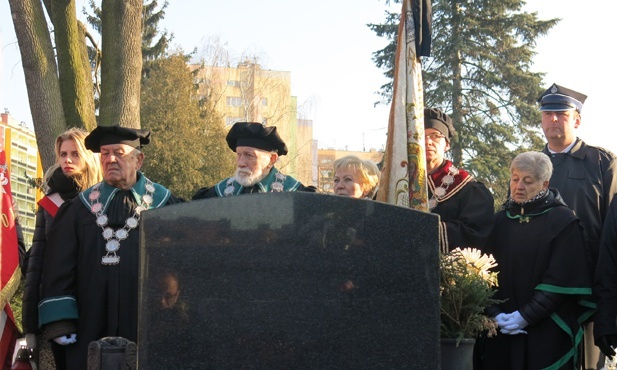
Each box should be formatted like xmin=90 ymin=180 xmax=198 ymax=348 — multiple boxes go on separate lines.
xmin=440 ymin=338 xmax=475 ymax=370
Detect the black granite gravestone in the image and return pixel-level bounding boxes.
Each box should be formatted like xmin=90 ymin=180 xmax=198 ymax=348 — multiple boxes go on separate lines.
xmin=138 ymin=192 xmax=439 ymax=369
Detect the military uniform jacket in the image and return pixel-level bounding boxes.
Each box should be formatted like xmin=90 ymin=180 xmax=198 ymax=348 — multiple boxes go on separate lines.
xmin=38 ymin=173 xmax=182 ymax=369
xmin=542 ymin=138 xmax=617 ymax=277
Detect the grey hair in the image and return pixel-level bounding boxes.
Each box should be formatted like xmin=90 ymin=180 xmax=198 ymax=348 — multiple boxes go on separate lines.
xmin=510 ymin=151 xmax=553 ymax=183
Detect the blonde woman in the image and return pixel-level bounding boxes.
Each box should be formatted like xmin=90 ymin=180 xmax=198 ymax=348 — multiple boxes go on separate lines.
xmin=332 ymin=155 xmax=380 ymax=199
xmin=22 ymin=128 xmax=101 ymax=370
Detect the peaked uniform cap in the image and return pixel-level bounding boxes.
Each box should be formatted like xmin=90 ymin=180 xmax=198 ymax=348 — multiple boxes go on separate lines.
xmin=85 ymin=125 xmax=151 ymax=153
xmin=538 ymin=83 xmax=587 ymax=113
xmin=226 ymin=122 xmax=288 ymax=156
xmin=424 ymin=108 xmax=455 ymax=140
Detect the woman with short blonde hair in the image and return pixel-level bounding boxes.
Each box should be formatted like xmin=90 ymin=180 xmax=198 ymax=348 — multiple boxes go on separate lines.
xmin=332 ymin=155 xmax=380 ymax=199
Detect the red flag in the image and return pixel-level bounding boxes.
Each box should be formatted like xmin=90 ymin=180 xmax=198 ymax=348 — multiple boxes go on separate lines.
xmin=0 ymin=150 xmax=21 ymax=366
xmin=376 ymin=0 xmax=429 ymax=211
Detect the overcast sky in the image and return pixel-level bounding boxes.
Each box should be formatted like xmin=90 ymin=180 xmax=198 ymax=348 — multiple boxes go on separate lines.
xmin=1 ymin=0 xmax=615 ymax=152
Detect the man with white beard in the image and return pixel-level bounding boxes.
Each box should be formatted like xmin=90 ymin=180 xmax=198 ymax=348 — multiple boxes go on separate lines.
xmin=192 ymin=122 xmax=315 ymax=199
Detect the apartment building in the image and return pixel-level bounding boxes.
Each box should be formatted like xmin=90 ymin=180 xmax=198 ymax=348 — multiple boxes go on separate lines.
xmin=1 ymin=111 xmax=43 ymax=247
xmin=190 ymin=62 xmax=314 ymax=186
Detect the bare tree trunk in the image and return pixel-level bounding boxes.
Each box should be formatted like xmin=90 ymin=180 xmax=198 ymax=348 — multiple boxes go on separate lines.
xmin=51 ymin=0 xmax=97 ymax=131
xmin=8 ymin=0 xmax=66 ymax=170
xmin=78 ymin=21 xmax=98 ymax=131
xmin=99 ymin=0 xmax=143 ymax=128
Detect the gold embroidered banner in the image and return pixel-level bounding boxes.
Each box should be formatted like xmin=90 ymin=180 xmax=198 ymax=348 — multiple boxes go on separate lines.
xmin=376 ymin=0 xmax=428 ymax=211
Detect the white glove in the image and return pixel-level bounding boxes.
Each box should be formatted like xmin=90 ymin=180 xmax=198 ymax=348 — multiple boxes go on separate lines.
xmin=53 ymin=333 xmax=77 ymax=345
xmin=494 ymin=313 xmax=510 ymax=328
xmin=501 ymin=310 xmax=529 ymax=332
xmin=25 ymin=333 xmax=37 ymax=351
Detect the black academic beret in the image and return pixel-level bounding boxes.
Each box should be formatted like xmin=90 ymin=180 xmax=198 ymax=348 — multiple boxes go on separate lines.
xmin=226 ymin=122 xmax=288 ymax=156
xmin=538 ymin=83 xmax=587 ymax=113
xmin=85 ymin=125 xmax=151 ymax=153
xmin=424 ymin=108 xmax=455 ymax=140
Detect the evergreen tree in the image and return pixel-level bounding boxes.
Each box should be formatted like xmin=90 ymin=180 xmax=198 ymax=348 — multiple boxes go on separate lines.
xmin=142 ymin=0 xmax=171 ymax=78
xmin=369 ymin=0 xmax=559 ymax=201
xmin=140 ymin=53 xmax=235 ymax=199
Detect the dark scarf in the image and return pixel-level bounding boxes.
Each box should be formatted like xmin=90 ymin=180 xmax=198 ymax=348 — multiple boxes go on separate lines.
xmin=504 ymin=188 xmax=567 ymax=222
xmin=47 ymin=167 xmax=80 ymax=201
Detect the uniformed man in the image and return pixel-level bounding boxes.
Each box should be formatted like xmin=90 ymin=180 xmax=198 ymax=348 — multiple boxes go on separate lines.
xmin=538 ymin=83 xmax=617 ymax=369
xmin=192 ymin=122 xmax=315 ymax=199
xmin=38 ymin=125 xmax=184 ymax=369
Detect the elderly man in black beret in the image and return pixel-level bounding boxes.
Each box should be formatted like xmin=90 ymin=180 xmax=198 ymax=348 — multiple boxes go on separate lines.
xmin=38 ymin=125 xmax=184 ymax=369
xmin=423 ymin=108 xmax=494 ymax=253
xmin=537 ymin=84 xmax=617 ymax=369
xmin=192 ymin=122 xmax=315 ymax=199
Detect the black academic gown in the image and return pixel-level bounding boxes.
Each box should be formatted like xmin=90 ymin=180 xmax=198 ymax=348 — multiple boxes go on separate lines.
xmin=429 ymin=160 xmax=495 ymax=253
xmin=477 ymin=189 xmax=593 ymax=370
xmin=192 ymin=167 xmax=316 ymax=199
xmin=39 ymin=174 xmax=183 ymax=369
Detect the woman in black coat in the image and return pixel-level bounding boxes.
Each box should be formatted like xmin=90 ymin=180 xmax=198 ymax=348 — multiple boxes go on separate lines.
xmin=476 ymin=151 xmax=593 ymax=369
xmin=21 ymin=128 xmax=101 ymax=370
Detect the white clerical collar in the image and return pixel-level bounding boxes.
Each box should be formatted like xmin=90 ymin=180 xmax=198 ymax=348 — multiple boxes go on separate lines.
xmin=548 ymin=139 xmax=577 ymax=154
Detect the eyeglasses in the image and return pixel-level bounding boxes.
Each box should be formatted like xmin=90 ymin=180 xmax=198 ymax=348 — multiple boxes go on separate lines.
xmin=425 ymin=133 xmax=446 ymax=142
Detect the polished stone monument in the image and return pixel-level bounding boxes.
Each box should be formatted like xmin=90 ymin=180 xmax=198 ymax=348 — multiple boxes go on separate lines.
xmin=138 ymin=192 xmax=439 ymax=368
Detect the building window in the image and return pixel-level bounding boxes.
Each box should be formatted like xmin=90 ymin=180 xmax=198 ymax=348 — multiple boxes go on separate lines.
xmin=225 ymin=117 xmax=244 ymax=127
xmin=227 ymin=80 xmax=241 ymax=87
xmin=226 ymin=97 xmax=243 ymax=107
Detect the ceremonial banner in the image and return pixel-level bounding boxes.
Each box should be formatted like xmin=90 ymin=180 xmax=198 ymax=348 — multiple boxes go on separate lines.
xmin=0 ymin=149 xmax=20 ymax=365
xmin=376 ymin=0 xmax=430 ymax=211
